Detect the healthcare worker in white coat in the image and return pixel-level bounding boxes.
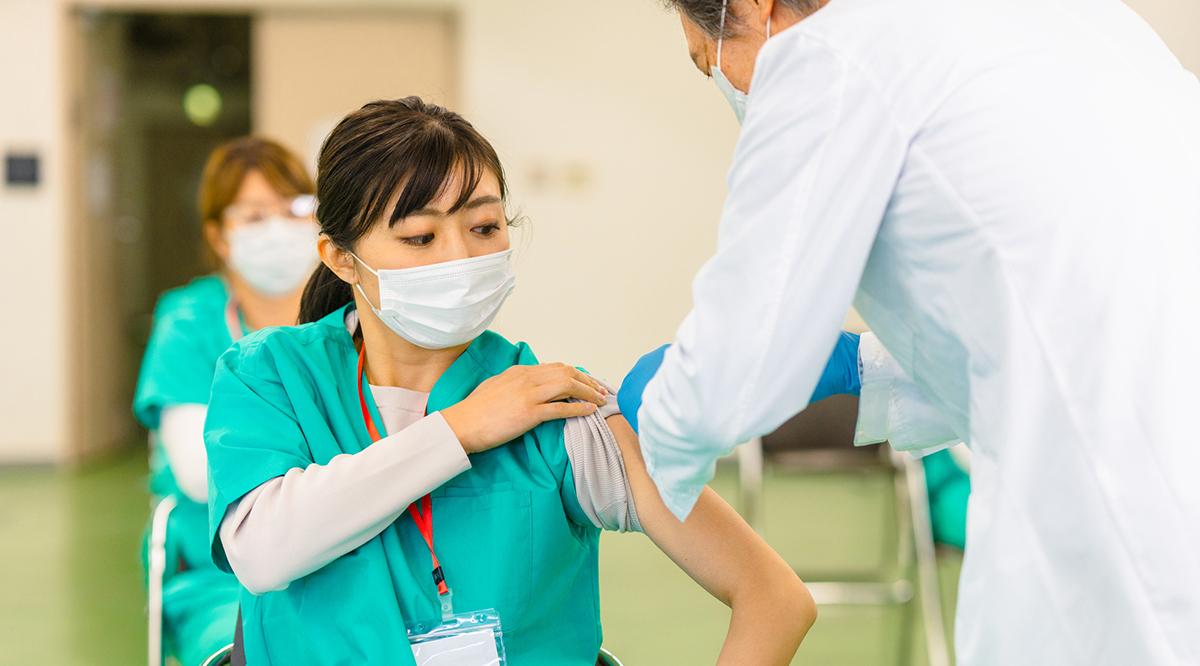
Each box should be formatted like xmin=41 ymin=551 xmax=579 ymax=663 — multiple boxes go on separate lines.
xmin=615 ymin=0 xmax=1200 ymax=663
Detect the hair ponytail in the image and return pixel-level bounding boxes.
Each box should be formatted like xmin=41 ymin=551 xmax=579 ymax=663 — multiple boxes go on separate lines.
xmin=299 ymin=263 xmax=353 ymax=324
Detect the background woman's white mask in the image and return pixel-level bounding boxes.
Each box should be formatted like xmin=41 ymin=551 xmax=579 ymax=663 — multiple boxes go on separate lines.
xmin=352 ymin=249 xmax=516 ymax=350
xmin=228 ymin=217 xmax=320 ymax=296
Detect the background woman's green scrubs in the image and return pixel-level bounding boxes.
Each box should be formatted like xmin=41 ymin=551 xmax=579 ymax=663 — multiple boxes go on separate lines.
xmin=923 ymin=449 xmax=970 ymax=550
xmin=205 ymin=305 xmax=604 ymax=665
xmin=133 ymin=275 xmax=242 ymax=666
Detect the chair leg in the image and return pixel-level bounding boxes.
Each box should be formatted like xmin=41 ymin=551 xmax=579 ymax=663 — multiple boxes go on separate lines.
xmin=148 ymin=495 xmax=177 ymax=666
xmin=900 ymin=454 xmax=951 ymax=666
xmin=736 ymin=438 xmax=765 ymax=531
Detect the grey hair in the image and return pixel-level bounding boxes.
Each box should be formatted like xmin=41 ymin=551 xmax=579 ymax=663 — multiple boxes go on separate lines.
xmin=662 ymin=0 xmax=822 ymax=38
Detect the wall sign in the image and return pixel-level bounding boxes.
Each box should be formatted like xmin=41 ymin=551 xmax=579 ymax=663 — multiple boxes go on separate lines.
xmin=5 ymin=152 xmax=40 ymax=187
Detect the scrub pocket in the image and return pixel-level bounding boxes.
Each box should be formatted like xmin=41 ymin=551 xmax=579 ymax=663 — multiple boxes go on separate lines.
xmin=431 ymin=484 xmax=534 ymax=625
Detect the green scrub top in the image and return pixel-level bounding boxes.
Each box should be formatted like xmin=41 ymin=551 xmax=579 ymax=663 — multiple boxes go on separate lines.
xmin=134 ymin=274 xmax=242 ymax=569
xmin=134 ymin=274 xmax=244 ymax=665
xmin=923 ymin=449 xmax=970 ymax=550
xmin=205 ymin=305 xmax=603 ymax=665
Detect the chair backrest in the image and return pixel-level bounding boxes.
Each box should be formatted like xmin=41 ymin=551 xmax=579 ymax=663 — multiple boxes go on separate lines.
xmin=761 ymin=395 xmax=877 ymax=465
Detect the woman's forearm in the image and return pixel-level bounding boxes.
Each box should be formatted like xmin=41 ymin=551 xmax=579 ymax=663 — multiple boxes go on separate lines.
xmin=219 ymin=413 xmax=469 ymax=593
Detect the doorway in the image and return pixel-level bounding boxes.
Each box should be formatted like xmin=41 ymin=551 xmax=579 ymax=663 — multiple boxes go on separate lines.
xmin=67 ymin=5 xmax=459 ymax=462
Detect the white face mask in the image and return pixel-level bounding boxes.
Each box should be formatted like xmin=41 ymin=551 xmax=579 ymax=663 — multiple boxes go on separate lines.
xmin=351 ymin=249 xmax=517 ymax=350
xmin=227 ymin=217 xmax=320 ymax=297
xmin=711 ymin=0 xmax=770 ymax=124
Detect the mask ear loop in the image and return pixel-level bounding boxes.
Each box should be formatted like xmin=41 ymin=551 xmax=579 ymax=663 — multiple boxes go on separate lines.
xmin=347 ymin=252 xmax=384 ymax=313
xmin=716 ymin=0 xmax=729 ymax=71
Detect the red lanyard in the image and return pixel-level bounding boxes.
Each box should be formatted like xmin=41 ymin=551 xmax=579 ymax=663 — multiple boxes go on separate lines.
xmin=356 ymin=346 xmax=450 ymax=597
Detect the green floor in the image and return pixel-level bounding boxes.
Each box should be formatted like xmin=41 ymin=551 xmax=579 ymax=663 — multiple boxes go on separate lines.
xmin=0 ymin=453 xmax=960 ymax=665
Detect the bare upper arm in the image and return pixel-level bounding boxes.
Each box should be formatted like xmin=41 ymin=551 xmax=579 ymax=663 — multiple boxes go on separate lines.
xmin=605 ymin=414 xmax=801 ymax=607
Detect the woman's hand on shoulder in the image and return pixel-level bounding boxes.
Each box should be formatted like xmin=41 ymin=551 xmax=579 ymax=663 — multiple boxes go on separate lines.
xmin=441 ymin=363 xmax=609 ymax=454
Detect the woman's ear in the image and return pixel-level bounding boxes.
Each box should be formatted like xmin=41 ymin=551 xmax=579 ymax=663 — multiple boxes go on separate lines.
xmin=318 ymin=235 xmax=359 ymax=285
xmin=203 ymin=219 xmax=230 ymax=264
xmin=752 ymin=0 xmax=775 ymax=28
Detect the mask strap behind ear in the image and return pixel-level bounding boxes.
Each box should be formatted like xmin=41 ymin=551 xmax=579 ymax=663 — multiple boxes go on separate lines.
xmin=348 ymin=251 xmax=379 ymax=277
xmin=716 ymin=0 xmax=729 ymax=70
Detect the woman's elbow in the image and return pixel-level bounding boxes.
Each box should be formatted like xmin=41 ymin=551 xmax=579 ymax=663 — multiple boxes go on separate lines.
xmin=752 ymin=570 xmax=818 ymax=642
xmin=222 ymin=535 xmax=293 ymax=594
xmin=792 ymin=580 xmax=818 ymax=638
xmin=228 ymin=556 xmax=291 ymax=595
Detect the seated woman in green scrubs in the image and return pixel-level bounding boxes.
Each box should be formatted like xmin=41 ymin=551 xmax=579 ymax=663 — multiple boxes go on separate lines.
xmin=204 ymin=97 xmax=818 ymax=665
xmin=133 ymin=137 xmax=317 ymax=666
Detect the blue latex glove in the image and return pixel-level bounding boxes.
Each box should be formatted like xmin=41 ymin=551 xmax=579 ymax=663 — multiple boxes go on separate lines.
xmin=617 ymin=344 xmax=670 ymax=433
xmin=618 ymin=333 xmax=862 ymax=434
xmin=810 ymin=331 xmax=863 ymax=404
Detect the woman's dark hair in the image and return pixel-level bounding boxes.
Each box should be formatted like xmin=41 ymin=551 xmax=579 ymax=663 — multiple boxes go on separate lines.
xmin=663 ymin=0 xmax=822 ymax=37
xmin=299 ymin=96 xmax=511 ymax=324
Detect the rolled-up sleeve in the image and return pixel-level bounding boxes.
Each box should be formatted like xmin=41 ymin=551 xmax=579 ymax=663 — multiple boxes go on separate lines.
xmin=637 ymin=31 xmax=911 ymax=520
xmin=562 ymin=379 xmax=642 ymax=533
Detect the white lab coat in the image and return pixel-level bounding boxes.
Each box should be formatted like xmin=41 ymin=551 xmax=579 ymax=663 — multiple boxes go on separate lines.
xmin=637 ymin=0 xmax=1200 ymax=662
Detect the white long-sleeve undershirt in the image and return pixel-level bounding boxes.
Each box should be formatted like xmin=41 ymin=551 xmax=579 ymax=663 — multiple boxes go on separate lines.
xmin=159 ymin=404 xmax=210 ymax=503
xmin=218 ymin=381 xmax=636 ymax=595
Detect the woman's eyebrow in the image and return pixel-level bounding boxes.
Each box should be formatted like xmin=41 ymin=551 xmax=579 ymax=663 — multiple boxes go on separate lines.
xmin=409 ymin=194 xmax=502 ymax=218
xmin=462 ymin=194 xmax=502 ymax=210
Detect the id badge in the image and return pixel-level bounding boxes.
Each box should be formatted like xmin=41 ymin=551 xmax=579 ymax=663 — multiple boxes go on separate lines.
xmin=407 ymin=608 xmax=507 ymax=666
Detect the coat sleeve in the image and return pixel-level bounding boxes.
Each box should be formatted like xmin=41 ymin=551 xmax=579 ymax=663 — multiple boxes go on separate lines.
xmin=637 ymin=33 xmax=911 ymax=520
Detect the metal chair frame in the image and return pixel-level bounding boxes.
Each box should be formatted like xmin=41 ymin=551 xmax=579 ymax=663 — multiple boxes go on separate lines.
xmin=737 ymin=436 xmax=951 ymax=666
xmin=148 ymin=494 xmax=178 ymax=666
xmin=200 ymin=643 xmax=234 ymax=666
xmin=598 ymin=646 xmax=625 ymax=665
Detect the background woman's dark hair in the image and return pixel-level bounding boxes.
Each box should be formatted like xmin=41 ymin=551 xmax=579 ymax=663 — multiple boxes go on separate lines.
xmin=299 ymin=96 xmax=511 ymax=324
xmin=663 ymin=0 xmax=822 ymax=38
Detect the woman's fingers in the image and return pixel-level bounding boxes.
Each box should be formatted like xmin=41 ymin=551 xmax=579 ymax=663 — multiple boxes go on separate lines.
xmin=529 ymin=364 xmax=605 ymax=395
xmin=570 ymin=368 xmax=607 ymax=395
xmin=536 ymin=400 xmax=599 ymax=422
xmin=536 ymin=377 xmax=606 ymax=406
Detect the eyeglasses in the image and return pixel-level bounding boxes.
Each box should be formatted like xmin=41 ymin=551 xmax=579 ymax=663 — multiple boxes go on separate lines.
xmin=223 ymin=194 xmax=317 ymax=225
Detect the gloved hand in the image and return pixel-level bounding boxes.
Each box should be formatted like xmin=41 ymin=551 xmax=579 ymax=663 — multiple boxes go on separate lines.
xmin=616 ymin=344 xmax=670 ymax=433
xmin=810 ymin=331 xmax=862 ymax=404
xmin=618 ymin=332 xmax=862 ymax=434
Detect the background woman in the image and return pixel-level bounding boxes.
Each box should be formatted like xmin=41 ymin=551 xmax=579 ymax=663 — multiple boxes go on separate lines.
xmin=133 ymin=137 xmax=317 ymax=665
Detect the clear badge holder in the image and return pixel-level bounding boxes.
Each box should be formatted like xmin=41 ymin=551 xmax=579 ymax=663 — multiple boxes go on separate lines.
xmin=407 ymin=591 xmax=507 ymax=666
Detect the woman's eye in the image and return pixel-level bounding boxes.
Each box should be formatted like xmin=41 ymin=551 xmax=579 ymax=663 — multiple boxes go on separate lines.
xmin=473 ymin=223 xmax=501 ymax=237
xmin=400 ymin=234 xmax=435 ymax=247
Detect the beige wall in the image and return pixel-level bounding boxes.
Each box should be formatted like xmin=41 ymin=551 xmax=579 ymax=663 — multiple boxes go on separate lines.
xmin=0 ymin=0 xmax=1197 ymax=462
xmin=252 ymin=8 xmax=460 ymax=169
xmin=0 ymin=0 xmax=70 ymax=463
xmin=1125 ymin=0 xmax=1200 ymax=72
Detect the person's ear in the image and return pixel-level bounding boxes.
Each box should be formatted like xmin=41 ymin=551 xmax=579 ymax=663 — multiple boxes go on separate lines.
xmin=318 ymin=235 xmax=359 ymax=285
xmin=203 ymin=219 xmax=230 ymax=264
xmin=752 ymin=0 xmax=776 ymax=30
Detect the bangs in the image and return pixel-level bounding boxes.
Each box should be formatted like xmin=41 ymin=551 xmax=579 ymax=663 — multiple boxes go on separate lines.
xmin=353 ymin=121 xmax=500 ymax=233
